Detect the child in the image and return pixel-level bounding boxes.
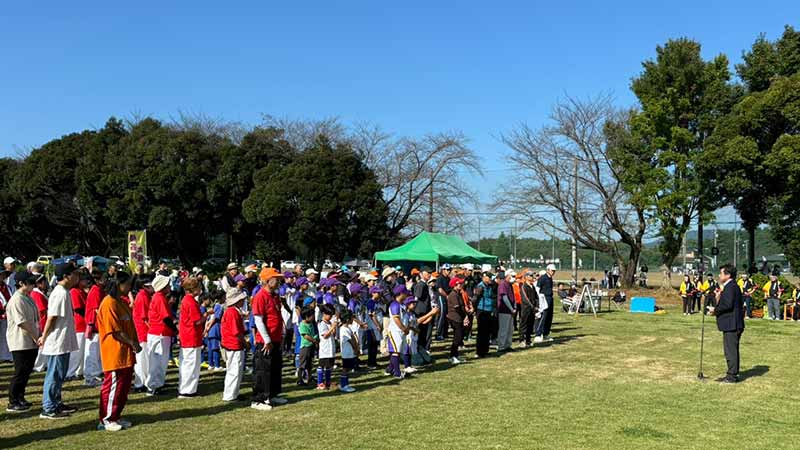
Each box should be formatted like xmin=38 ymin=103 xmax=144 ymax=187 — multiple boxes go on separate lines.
xmin=316 ymin=304 xmax=337 ymax=390
xmin=403 ymin=297 xmax=419 ymax=374
xmin=386 ymin=285 xmax=410 ymax=379
xmin=338 ymin=311 xmax=357 ymax=392
xmin=295 ymin=296 xmax=315 ymax=377
xmin=297 ymin=307 xmax=318 ymax=386
xmin=204 ymin=291 xmax=224 ymax=371
xmin=221 ymin=289 xmax=249 ymax=401
xmin=365 ymin=286 xmax=384 ymax=369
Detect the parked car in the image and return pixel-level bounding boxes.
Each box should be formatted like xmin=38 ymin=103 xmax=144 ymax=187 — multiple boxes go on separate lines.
xmin=281 ymin=260 xmax=298 ymax=270
xmin=37 ymin=255 xmax=54 ymax=266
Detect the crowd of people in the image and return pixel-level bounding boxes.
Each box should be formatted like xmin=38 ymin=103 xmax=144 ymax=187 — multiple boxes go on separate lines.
xmin=678 ymin=270 xmax=800 ymax=320
xmin=0 ymin=257 xmax=560 ymax=432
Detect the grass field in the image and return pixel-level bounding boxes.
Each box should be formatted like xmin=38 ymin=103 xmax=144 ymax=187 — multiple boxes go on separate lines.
xmin=1 ymin=292 xmax=797 ymax=450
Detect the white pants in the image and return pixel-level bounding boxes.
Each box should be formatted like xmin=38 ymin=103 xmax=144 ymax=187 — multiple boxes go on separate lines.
xmin=178 ymin=347 xmax=201 ymax=395
xmin=146 ymin=334 xmax=172 ymax=390
xmin=67 ymin=332 xmax=86 ymax=378
xmin=34 ymin=348 xmax=48 ymax=372
xmin=222 ymin=349 xmax=244 ymax=401
xmin=134 ymin=341 xmax=149 ymax=388
xmin=0 ymin=320 xmax=11 ymax=361
xmin=83 ymin=334 xmax=102 ymax=381
xmin=497 ymin=313 xmax=514 ymax=351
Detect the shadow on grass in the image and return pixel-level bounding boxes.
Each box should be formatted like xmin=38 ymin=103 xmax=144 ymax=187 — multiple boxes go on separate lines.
xmin=739 ymin=365 xmax=769 ymax=381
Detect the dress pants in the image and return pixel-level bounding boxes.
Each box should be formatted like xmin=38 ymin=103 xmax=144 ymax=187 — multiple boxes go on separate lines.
xmin=252 ymin=343 xmax=282 ymax=404
xmin=723 ymin=331 xmax=741 ymax=377
xmin=497 ymin=313 xmax=514 ymax=351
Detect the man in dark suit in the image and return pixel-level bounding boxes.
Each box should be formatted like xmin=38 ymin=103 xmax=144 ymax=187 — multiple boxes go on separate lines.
xmin=709 ymin=263 xmax=745 ymax=383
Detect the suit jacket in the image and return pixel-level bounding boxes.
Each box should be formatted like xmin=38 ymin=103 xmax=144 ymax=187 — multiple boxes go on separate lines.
xmin=716 ymin=280 xmax=745 ymax=333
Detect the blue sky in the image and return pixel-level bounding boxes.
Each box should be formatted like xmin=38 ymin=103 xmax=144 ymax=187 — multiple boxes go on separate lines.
xmin=1 ymin=1 xmax=796 ymax=237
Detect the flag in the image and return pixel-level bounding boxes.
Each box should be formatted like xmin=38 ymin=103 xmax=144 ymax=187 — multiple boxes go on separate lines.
xmin=127 ymin=230 xmax=148 ymax=272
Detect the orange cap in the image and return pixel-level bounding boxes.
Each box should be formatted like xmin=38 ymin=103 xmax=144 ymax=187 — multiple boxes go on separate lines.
xmin=259 ymin=267 xmax=284 ymax=282
xmin=411 ymin=268 xmax=420 ymax=276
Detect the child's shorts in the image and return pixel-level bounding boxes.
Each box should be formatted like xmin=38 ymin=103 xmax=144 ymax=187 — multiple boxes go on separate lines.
xmin=342 ymin=357 xmax=356 ymax=370
xmin=318 ymin=357 xmax=334 ymax=369
xmin=299 ymin=346 xmax=315 ymax=371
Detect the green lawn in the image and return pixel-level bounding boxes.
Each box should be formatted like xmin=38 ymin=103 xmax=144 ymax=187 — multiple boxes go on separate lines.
xmin=1 ymin=303 xmax=796 ymax=450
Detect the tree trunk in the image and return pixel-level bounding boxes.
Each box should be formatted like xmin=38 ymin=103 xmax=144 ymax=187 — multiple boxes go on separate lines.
xmin=621 ymin=245 xmax=641 ymax=288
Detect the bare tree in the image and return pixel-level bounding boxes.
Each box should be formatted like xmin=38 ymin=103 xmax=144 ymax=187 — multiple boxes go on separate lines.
xmin=494 ymin=94 xmax=650 ymax=287
xmin=260 ymin=114 xmax=483 ymax=240
xmin=169 ymin=110 xmax=249 ymax=144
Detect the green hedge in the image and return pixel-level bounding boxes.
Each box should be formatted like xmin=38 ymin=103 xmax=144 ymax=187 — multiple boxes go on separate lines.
xmin=750 ymin=273 xmax=796 ymax=309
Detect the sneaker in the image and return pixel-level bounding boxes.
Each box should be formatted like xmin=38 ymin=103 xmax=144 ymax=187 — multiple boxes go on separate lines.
xmin=533 ymin=336 xmax=543 ymax=343
xmin=250 ymin=402 xmax=273 ymax=411
xmin=213 ymin=367 xmax=226 ymax=372
xmin=118 ymin=419 xmax=133 ymax=429
xmin=146 ymin=389 xmax=157 ymax=396
xmin=132 ymin=386 xmax=147 ymax=394
xmin=339 ymin=385 xmax=356 ymax=393
xmin=6 ymin=403 xmax=29 ymax=413
xmin=316 ymin=383 xmax=326 ymax=390
xmin=404 ymin=367 xmax=418 ymax=374
xmin=201 ymin=362 xmax=210 ymax=369
xmin=57 ymin=404 xmax=78 ymax=414
xmin=177 ymin=393 xmax=197 ymax=399
xmin=84 ymin=379 xmax=100 ymax=388
xmin=518 ymin=342 xmax=528 ymax=349
xmin=449 ymin=357 xmax=461 ymax=365
xmin=269 ymin=397 xmax=288 ymax=405
xmin=40 ymin=410 xmax=70 ymax=419
xmin=544 ymin=336 xmax=554 ymax=343
xmin=103 ymin=421 xmax=123 ymax=432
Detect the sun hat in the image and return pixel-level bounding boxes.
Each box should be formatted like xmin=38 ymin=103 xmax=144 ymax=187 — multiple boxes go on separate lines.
xmin=305 ymin=268 xmax=319 ymax=276
xmin=152 ymin=274 xmax=170 ymax=292
xmin=546 ymin=263 xmax=557 ymax=271
xmin=226 ymin=288 xmax=247 ymax=307
xmin=226 ymin=262 xmax=238 ymax=271
xmin=381 ymin=267 xmax=396 ymax=279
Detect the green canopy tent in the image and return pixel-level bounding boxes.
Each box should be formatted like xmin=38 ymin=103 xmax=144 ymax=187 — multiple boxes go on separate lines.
xmin=374 ymin=231 xmax=497 ymax=269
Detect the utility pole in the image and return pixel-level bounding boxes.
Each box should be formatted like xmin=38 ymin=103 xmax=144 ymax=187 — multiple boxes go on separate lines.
xmin=513 ymin=218 xmax=518 ymax=270
xmin=713 ymin=229 xmax=718 ymax=269
xmin=682 ymin=231 xmax=687 ymax=271
xmin=571 ymin=157 xmax=578 ymax=282
xmin=477 ymin=216 xmax=481 ymax=252
xmin=428 ymin=181 xmax=434 ymax=232
xmin=697 ymin=205 xmax=704 ymax=274
xmin=733 ymin=219 xmax=738 ymax=268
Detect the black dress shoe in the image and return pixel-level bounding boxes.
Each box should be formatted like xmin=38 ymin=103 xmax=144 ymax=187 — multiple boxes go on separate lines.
xmin=718 ymin=376 xmax=738 ymax=384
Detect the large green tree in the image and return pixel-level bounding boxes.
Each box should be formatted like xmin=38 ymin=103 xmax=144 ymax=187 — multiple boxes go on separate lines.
xmin=620 ymin=38 xmax=739 ymax=270
xmin=243 ymin=136 xmax=389 ymax=262
xmin=703 ymin=26 xmax=800 ymax=272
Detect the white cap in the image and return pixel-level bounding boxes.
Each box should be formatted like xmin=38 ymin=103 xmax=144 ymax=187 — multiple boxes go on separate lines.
xmin=3 ymin=257 xmax=16 ymax=265
xmin=507 ymin=270 xmax=516 ymax=277
xmin=546 ymin=263 xmax=557 ymax=271
xmin=305 ymin=268 xmax=319 ymax=275
xmin=539 ymin=270 xmax=547 ymax=276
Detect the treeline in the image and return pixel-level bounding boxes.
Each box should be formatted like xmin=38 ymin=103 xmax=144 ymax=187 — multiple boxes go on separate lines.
xmin=473 ymin=228 xmax=785 ymax=272
xmin=0 ymin=118 xmax=390 ymax=265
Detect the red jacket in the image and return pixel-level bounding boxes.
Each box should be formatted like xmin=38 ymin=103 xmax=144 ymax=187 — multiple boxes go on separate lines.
xmin=133 ymin=290 xmax=151 ymax=342
xmin=85 ymin=285 xmax=104 ymax=328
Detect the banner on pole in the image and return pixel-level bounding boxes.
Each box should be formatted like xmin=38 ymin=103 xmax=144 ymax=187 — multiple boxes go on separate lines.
xmin=127 ymin=230 xmax=148 ymax=271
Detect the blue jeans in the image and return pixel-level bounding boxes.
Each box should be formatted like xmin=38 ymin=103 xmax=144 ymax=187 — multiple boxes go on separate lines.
xmin=43 ymin=353 xmax=70 ymax=413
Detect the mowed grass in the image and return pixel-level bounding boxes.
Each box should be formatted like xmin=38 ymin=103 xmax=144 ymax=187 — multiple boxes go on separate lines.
xmin=1 ymin=296 xmax=797 ymax=450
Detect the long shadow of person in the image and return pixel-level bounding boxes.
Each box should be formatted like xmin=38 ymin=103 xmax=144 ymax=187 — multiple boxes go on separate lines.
xmin=738 ymin=365 xmax=769 ymax=381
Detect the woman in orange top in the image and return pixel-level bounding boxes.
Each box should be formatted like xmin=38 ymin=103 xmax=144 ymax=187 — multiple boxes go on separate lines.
xmin=95 ymin=272 xmax=140 ymax=432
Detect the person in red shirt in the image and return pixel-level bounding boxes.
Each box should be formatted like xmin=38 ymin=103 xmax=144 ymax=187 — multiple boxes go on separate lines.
xmin=177 ymin=277 xmax=208 ymax=398
xmin=67 ymin=271 xmax=91 ymax=379
xmin=221 ymin=288 xmax=248 ymax=401
xmin=250 ymin=268 xmax=285 ymax=411
xmin=132 ymin=276 xmax=153 ymax=393
xmin=145 ymin=274 xmax=176 ymax=395
xmin=83 ymin=270 xmax=106 ymax=387
xmin=31 ymin=274 xmax=49 ymax=372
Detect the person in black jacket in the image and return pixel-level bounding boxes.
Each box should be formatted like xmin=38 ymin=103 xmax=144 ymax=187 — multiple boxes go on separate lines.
xmin=709 ymin=263 xmax=745 ymax=383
